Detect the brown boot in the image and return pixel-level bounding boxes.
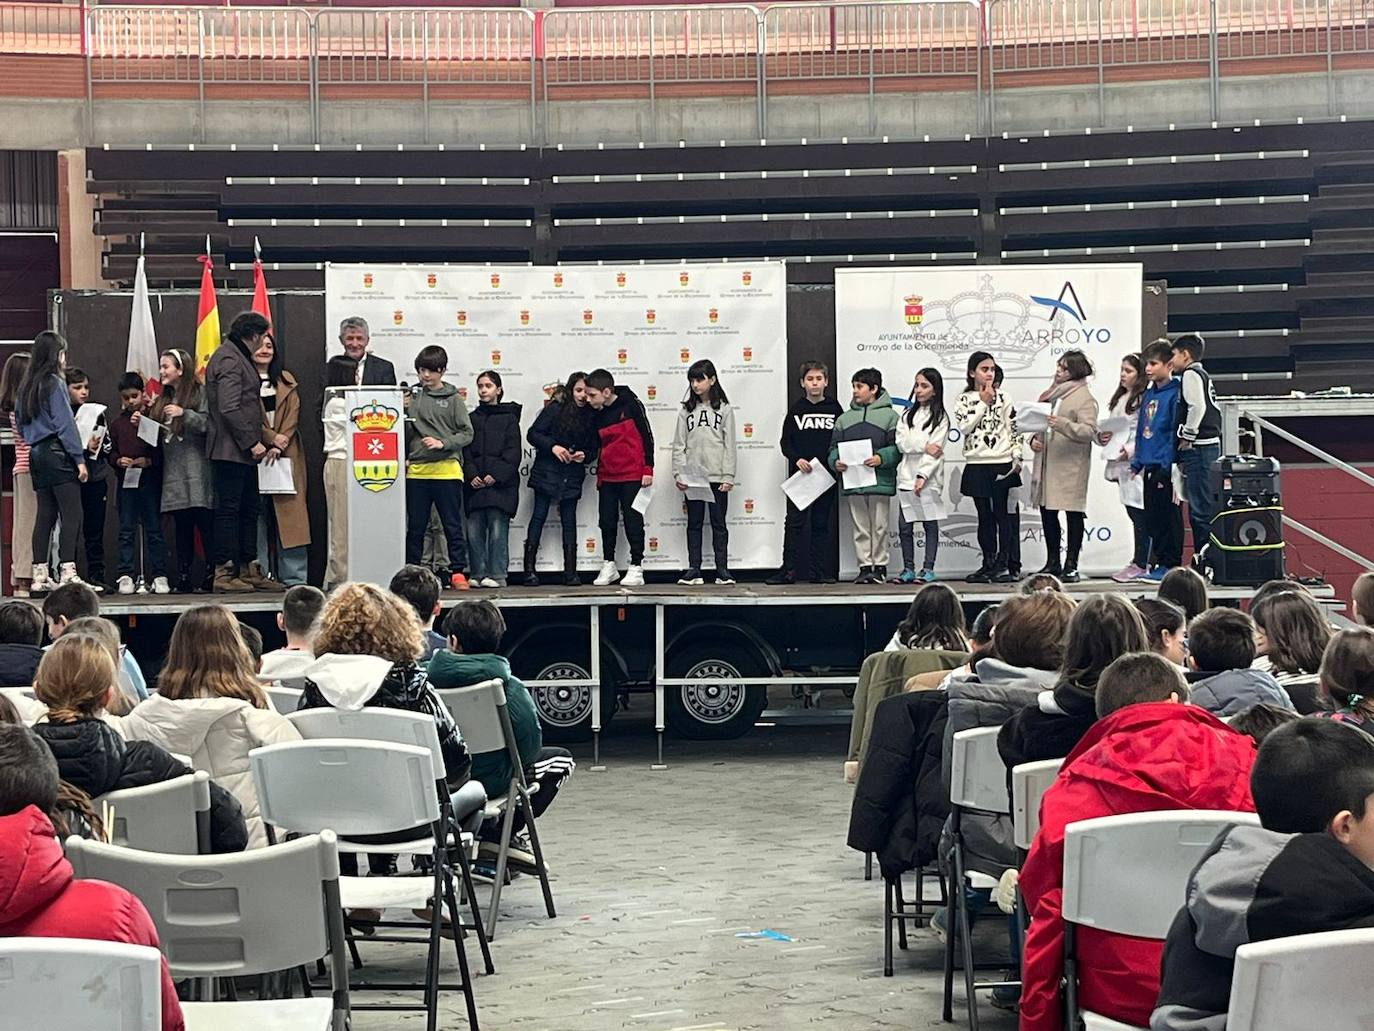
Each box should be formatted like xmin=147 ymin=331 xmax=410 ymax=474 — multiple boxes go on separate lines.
xmin=214 ymin=562 xmax=254 ymax=594
xmin=242 ymin=560 xmax=286 ymax=593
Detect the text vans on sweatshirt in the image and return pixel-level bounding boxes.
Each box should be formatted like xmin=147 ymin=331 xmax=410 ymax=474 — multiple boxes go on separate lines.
xmin=1133 ymin=377 xmax=1182 ymax=472
xmin=895 ymin=407 xmax=951 ymax=495
xmin=406 ymin=382 xmax=474 ymax=469
xmin=671 ymin=401 xmax=737 ymax=485
xmin=595 ymin=385 xmax=655 ymax=485
xmin=827 ymin=390 xmax=900 ymax=496
xmin=954 ymin=389 xmax=1023 ymax=466
xmin=780 ymin=395 xmax=843 ymax=470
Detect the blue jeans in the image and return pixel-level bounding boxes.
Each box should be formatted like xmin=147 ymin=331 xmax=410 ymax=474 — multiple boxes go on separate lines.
xmin=117 ymin=481 xmax=167 ymax=578
xmin=257 ymin=513 xmax=308 ymax=585
xmin=465 ymin=507 xmax=511 ymax=583
xmin=1178 ymin=442 xmax=1220 ymax=559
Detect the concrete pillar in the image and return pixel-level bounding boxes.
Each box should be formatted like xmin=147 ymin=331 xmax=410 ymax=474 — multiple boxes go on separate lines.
xmin=56 ymin=149 xmax=104 ymax=289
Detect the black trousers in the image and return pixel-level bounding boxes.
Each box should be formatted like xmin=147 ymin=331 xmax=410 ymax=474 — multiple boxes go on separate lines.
xmin=79 ymin=471 xmax=109 ymax=583
xmin=1143 ymin=467 xmax=1183 ymax=570
xmin=212 ymin=460 xmax=260 ymax=566
xmin=34 ymin=481 xmax=83 ymax=565
xmin=781 ymin=487 xmax=836 ymax=578
xmin=173 ymin=507 xmax=215 ymax=580
xmin=1041 ymin=508 xmax=1086 ymax=566
xmin=1127 ymin=504 xmax=1150 ymax=568
xmin=685 ymin=485 xmax=730 ymax=570
xmin=598 ymin=482 xmax=645 ymax=565
xmin=527 ymin=493 xmax=578 ymax=553
xmin=406 ymin=478 xmax=467 ymax=574
xmin=972 ymin=490 xmax=1018 ymax=572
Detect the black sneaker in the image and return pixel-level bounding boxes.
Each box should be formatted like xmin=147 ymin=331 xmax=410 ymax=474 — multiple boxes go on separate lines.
xmin=810 ymin=573 xmax=837 ymax=584
xmin=852 ymin=566 xmax=872 ymax=584
xmin=519 ymin=571 xmax=541 ymax=587
xmin=966 ymin=568 xmax=993 ymax=584
xmin=991 ymin=567 xmax=1017 ymax=584
xmin=1061 ymin=565 xmax=1082 ymax=584
xmin=478 ymin=835 xmax=539 ymax=876
xmin=765 ymin=569 xmax=796 ymax=586
xmin=715 ymin=570 xmax=737 ymax=586
xmin=677 ymin=569 xmax=705 ymax=586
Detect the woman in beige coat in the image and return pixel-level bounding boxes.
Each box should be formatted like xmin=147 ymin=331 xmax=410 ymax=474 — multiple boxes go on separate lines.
xmin=252 ymin=333 xmax=311 ymax=587
xmin=1030 ymin=349 xmax=1099 ymax=582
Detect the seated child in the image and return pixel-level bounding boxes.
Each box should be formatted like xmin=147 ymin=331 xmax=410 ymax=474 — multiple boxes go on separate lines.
xmin=1185 ymin=608 xmax=1294 ymax=716
xmin=260 ymin=584 xmax=325 ymax=680
xmin=1314 ymin=626 xmax=1374 ymax=734
xmin=1226 ymin=701 xmax=1299 ymax=746
xmin=389 ymin=564 xmax=446 ymax=661
xmin=237 ymin=622 xmax=263 ymax=672
xmin=0 ymin=600 xmax=44 ymax=687
xmin=41 ymin=582 xmax=148 ymax=701
xmin=1151 ymin=720 xmax=1374 ymax=1030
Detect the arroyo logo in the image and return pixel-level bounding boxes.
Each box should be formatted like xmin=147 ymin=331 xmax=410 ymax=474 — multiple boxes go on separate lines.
xmin=1030 ymin=281 xmax=1088 ymax=324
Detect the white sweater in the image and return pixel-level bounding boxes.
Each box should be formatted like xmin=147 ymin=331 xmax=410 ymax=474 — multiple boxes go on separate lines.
xmin=323 ymin=395 xmax=348 ymax=459
xmin=955 ymin=390 xmax=1023 ymax=465
xmin=895 ymin=409 xmax=951 ymax=493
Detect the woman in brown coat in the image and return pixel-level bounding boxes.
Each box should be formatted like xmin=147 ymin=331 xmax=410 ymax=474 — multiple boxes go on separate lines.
xmin=251 ymin=333 xmax=310 ymax=587
xmin=1029 ymin=349 xmax=1099 ymax=582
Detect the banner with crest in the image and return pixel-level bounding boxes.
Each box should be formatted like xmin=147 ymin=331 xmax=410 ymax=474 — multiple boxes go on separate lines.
xmin=835 ymin=263 xmax=1143 ymax=577
xmin=325 ymin=264 xmax=788 ymax=571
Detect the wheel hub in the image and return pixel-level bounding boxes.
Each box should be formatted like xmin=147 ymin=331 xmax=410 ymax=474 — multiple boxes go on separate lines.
xmin=680 ymin=660 xmax=746 ymax=724
xmin=533 ymin=663 xmax=592 ymax=727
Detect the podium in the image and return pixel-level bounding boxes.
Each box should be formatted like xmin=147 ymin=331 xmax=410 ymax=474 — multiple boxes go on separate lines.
xmin=334 ymin=386 xmax=407 ymax=586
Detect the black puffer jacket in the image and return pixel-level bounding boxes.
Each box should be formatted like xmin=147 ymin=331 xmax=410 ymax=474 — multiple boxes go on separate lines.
xmin=847 ymin=689 xmax=950 ymax=880
xmin=31 ymin=718 xmax=249 ymax=853
xmin=0 ymin=643 xmax=43 ymax=687
xmin=463 ymin=401 xmax=523 ymax=516
xmin=526 ymin=399 xmax=599 ymax=501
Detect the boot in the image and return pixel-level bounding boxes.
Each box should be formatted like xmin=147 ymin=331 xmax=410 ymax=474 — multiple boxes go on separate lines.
xmin=214 ymin=562 xmax=254 ymax=594
xmin=57 ymin=563 xmax=86 ymax=587
xmin=562 ymin=538 xmax=582 ymax=587
xmin=1063 ymin=544 xmax=1082 ymax=584
xmin=29 ymin=564 xmax=53 ymax=594
xmin=1036 ymin=558 xmax=1064 ymax=577
xmin=242 ymin=560 xmax=286 ymax=593
xmin=198 ymin=565 xmax=216 ymax=593
xmin=174 ymin=566 xmax=193 ymax=593
xmin=519 ymin=541 xmax=541 ymax=587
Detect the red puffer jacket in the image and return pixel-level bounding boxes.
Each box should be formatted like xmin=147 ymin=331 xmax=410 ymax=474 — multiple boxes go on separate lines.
xmin=1018 ymin=703 xmax=1257 ymax=1031
xmin=0 ymin=806 xmax=185 ymax=1031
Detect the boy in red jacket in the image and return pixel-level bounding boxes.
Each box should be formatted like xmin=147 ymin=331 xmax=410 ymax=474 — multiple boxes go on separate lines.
xmin=1018 ymin=653 xmax=1257 ymax=1031
xmin=585 ymin=368 xmax=654 ymax=588
xmin=0 ymin=723 xmax=184 ymax=1031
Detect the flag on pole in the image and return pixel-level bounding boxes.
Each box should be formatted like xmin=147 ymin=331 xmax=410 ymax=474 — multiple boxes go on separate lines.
xmin=194 ymin=237 xmax=220 ymax=376
xmin=251 ymin=236 xmax=272 ymax=328
xmin=127 ymin=235 xmax=162 ymax=401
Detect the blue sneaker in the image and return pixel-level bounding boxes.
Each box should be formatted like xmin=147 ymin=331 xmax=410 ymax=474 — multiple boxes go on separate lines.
xmin=918 ymin=569 xmax=937 ymax=583
xmin=1144 ymin=566 xmax=1169 ymax=582
xmin=891 ymin=568 xmax=917 ymax=584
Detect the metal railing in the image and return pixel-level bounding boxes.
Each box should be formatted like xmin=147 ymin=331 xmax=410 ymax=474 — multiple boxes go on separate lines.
xmin=2 ymin=0 xmax=1371 ymax=143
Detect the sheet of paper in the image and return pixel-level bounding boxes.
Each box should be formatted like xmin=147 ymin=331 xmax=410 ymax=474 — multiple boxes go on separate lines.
xmin=679 ymin=462 xmax=711 ymax=488
xmin=685 ymin=484 xmax=716 ymax=505
xmin=122 ymin=466 xmax=142 ymax=489
xmin=1096 ymin=414 xmax=1133 ymax=458
xmin=900 ymin=487 xmax=948 ymax=523
xmin=74 ymin=403 xmax=106 ymax=443
xmin=135 ymin=414 xmax=162 ymax=447
xmin=1117 ymin=469 xmax=1144 ymax=509
xmin=630 ymin=484 xmax=654 ymax=515
xmin=1014 ymin=402 xmax=1052 ymax=434
xmin=781 ymin=459 xmax=834 ymax=512
xmin=837 ymin=440 xmax=877 ymax=490
xmin=258 ymin=457 xmax=297 ymax=494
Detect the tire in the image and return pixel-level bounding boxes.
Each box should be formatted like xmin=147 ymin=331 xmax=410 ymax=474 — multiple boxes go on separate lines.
xmin=665 ymin=642 xmax=769 ymax=740
xmin=510 ymin=632 xmax=616 ymax=744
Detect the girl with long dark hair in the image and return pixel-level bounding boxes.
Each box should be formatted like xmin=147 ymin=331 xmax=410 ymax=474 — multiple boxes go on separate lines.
xmin=521 ymin=371 xmax=599 ymax=586
xmin=893 ymin=367 xmax=950 ymax=583
xmin=252 ymin=332 xmax=309 ymax=588
xmin=1103 ymin=353 xmax=1150 ymax=582
xmin=672 ymin=358 xmax=737 ymax=585
xmin=148 ymin=348 xmax=215 ymax=592
xmin=14 ymin=332 xmax=89 ymax=591
xmin=464 ymin=369 xmax=523 ymax=588
xmin=954 ymin=350 xmax=1023 ymax=583
xmin=1029 ymin=349 xmax=1099 ymax=583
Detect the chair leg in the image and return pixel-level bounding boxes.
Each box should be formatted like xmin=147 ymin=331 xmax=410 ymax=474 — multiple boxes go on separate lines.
xmin=954 ymin=842 xmax=980 ymax=1031
xmin=453 ymin=844 xmax=495 ymax=975
xmin=425 ymin=863 xmax=444 ymax=1031
xmin=895 ymin=875 xmax=909 ymax=950
xmin=442 ymin=865 xmax=482 ymax=1031
xmin=883 ymin=876 xmax=894 ymax=977
xmin=297 ymin=965 xmax=313 ymax=998
xmin=518 ymin=789 xmax=557 ymax=919
xmin=485 ymin=796 xmax=519 ymax=940
xmin=865 ymin=850 xmax=873 ymax=881
xmin=942 ymin=854 xmax=956 ymax=1022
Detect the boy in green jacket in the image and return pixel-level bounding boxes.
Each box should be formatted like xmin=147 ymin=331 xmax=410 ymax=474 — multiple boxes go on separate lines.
xmin=828 ymin=368 xmax=900 ymax=584
xmin=427 ymin=600 xmax=576 ymax=874
xmin=406 ymin=345 xmax=475 ymax=591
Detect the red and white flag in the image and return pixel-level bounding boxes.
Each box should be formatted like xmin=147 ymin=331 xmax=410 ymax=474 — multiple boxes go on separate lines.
xmin=126 ymin=235 xmax=161 ymax=401
xmin=251 ymin=236 xmax=272 ymax=329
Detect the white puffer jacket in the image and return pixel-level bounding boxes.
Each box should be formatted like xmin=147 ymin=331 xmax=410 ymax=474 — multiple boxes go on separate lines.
xmin=895 ymin=408 xmax=951 ymax=494
xmin=116 ymin=694 xmax=301 ymax=848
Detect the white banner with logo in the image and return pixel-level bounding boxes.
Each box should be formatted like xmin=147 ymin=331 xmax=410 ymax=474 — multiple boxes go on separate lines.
xmin=834 ymin=264 xmax=1144 ymax=577
xmin=325 ymin=263 xmax=787 ymax=571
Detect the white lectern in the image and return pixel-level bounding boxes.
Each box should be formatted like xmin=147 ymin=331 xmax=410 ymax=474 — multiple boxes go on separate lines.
xmin=334 ymin=386 xmax=406 ymax=586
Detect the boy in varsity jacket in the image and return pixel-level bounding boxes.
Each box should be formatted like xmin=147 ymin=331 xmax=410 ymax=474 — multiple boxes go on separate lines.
xmin=1169 ymin=333 xmax=1222 ymax=567
xmin=1133 ymin=339 xmax=1185 ymax=576
xmin=768 ymin=361 xmax=843 ymax=585
xmin=586 ymin=368 xmax=654 ymax=587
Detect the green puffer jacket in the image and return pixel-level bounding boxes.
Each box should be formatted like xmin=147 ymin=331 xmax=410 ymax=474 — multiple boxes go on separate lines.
xmin=425 ymin=650 xmax=542 ymax=797
xmin=826 ymin=390 xmax=901 ymax=496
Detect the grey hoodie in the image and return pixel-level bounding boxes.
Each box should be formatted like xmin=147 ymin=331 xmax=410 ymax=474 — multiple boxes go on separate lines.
xmin=671 ymin=401 xmax=737 ymax=485
xmin=1186 ymin=668 xmax=1293 ymax=717
xmin=407 ymin=381 xmax=474 ymax=466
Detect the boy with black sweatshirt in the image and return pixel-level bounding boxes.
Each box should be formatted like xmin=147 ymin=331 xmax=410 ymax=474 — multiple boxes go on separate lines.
xmin=1151 ymin=719 xmax=1374 ymax=1030
xmin=768 ymin=361 xmax=843 ymax=585
xmin=1170 ymin=332 xmax=1222 ymax=567
xmin=585 ymin=368 xmax=654 ymax=587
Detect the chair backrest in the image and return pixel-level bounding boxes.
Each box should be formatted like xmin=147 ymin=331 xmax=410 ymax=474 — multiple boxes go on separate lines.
xmin=1227 ymin=928 xmax=1374 ymax=1031
xmin=67 ymin=830 xmax=346 ymax=985
xmin=288 ymin=705 xmax=448 ymax=781
xmin=433 ymin=678 xmax=510 ymax=758
xmin=0 ymin=937 xmax=161 ymax=1028
xmin=949 ymin=726 xmax=1009 ymax=814
xmin=0 ymin=686 xmax=44 ymax=724
xmin=265 ymin=685 xmax=303 ymax=715
xmin=1011 ymin=758 xmax=1064 ymax=850
xmin=95 ymin=771 xmax=210 ymax=855
xmin=251 ymin=738 xmax=440 ymax=839
xmin=1062 ymin=810 xmax=1261 ymax=939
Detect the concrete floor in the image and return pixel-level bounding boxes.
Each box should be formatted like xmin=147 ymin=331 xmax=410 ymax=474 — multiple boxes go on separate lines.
xmin=349 ymin=712 xmax=1018 ymax=1030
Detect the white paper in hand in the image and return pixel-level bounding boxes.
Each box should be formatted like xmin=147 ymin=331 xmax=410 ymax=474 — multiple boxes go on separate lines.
xmin=684 ymin=484 xmax=716 ymax=505
xmin=631 ymin=484 xmax=654 ymax=515
xmin=900 ymin=487 xmax=948 ymax=523
xmin=74 ymin=403 xmax=106 ymax=444
xmin=1096 ymin=414 xmax=1132 ymax=458
xmin=781 ymin=459 xmax=834 ymax=512
xmin=135 ymin=415 xmax=162 ymax=447
xmin=258 ymin=458 xmax=297 ymax=495
xmin=837 ymin=440 xmax=877 ymax=489
xmin=1014 ymin=402 xmax=1052 ymax=434
xmin=123 ymin=466 xmax=142 ymax=489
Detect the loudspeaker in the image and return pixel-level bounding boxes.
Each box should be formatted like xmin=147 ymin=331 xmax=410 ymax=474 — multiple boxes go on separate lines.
xmin=1203 ymin=456 xmax=1285 ymax=586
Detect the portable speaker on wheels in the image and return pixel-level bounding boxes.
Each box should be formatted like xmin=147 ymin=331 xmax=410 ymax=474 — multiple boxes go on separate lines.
xmin=1202 ymin=456 xmax=1285 ymax=586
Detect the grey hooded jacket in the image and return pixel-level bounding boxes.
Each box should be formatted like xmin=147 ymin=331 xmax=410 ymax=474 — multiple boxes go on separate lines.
xmin=1186 ymin=668 xmax=1293 ymax=717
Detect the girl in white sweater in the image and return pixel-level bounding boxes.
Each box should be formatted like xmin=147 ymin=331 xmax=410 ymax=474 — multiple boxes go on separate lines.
xmin=954 ymin=351 xmax=1024 ymax=583
xmin=893 ymin=367 xmax=950 ymax=583
xmin=1101 ymin=353 xmax=1148 ymax=582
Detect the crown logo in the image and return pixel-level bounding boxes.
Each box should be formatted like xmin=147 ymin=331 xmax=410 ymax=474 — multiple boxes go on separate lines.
xmin=616 ymin=271 xmax=627 ymax=287
xmin=708 ymin=308 xmax=719 ymax=324
xmin=426 ymin=273 xmax=437 ymax=288
xmin=744 ymin=498 xmax=755 ymax=514
xmin=742 ymin=346 xmax=753 ymax=362
xmin=350 ymin=403 xmax=399 ymax=433
xmin=904 ymin=294 xmax=925 ymax=326
xmin=913 ymin=275 xmax=1043 ymax=373
xmin=743 ymin=422 xmax=754 ymax=438
xmin=490 ymin=273 xmax=501 ymax=289
xmin=742 ymin=270 xmax=752 ymax=286
xmin=553 ymin=271 xmax=564 ymax=288
xmin=362 ymin=273 xmax=373 ymax=288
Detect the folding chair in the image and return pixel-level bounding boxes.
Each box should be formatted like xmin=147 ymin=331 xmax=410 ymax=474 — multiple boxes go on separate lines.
xmin=1228 ymin=928 xmax=1374 ymax=1031
xmin=287 ymin=705 xmax=494 ymax=976
xmin=265 ymin=684 xmax=303 ymax=715
xmin=942 ymin=726 xmax=1017 ymax=1030
xmin=95 ymin=769 xmax=212 ymax=854
xmin=883 ymin=864 xmax=948 ymax=977
xmin=251 ymin=738 xmax=481 ymax=1031
xmin=1062 ymin=810 xmax=1261 ymax=1031
xmin=66 ymin=830 xmax=350 ymax=1031
xmin=0 ymin=686 xmax=44 ymax=723
xmin=1012 ymin=759 xmax=1063 ymax=853
xmin=435 ymin=679 xmax=557 ymax=939
xmin=0 ymin=938 xmax=162 ymax=1028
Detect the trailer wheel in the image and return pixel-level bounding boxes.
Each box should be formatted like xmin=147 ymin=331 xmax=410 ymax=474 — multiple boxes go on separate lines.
xmin=665 ymin=642 xmax=769 ymax=740
xmin=510 ymin=632 xmax=615 ymax=744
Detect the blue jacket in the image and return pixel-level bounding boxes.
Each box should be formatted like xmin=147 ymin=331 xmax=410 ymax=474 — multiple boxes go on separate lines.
xmin=1132 ymin=378 xmax=1181 ymax=472
xmin=16 ymin=375 xmax=84 ymax=463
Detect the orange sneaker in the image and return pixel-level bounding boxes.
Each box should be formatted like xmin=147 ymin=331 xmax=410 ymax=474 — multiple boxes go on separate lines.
xmin=450 ymin=572 xmax=471 ymax=591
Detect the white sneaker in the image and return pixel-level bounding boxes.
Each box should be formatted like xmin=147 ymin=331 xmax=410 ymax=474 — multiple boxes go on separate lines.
xmin=479 ymin=577 xmax=500 ymax=589
xmin=151 ymin=576 xmax=171 ymax=595
xmin=622 ymin=565 xmax=645 ymax=587
xmin=117 ymin=576 xmax=135 ymax=595
xmin=593 ymin=561 xmax=621 ymax=587
xmin=30 ymin=564 xmax=53 ymax=594
xmin=135 ymin=579 xmax=149 ymax=595
xmin=57 ymin=563 xmax=85 ymax=587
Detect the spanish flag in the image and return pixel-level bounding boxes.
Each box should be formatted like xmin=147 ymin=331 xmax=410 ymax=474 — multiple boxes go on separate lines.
xmin=251 ymin=236 xmax=272 ymax=328
xmin=194 ymin=237 xmax=220 ymax=376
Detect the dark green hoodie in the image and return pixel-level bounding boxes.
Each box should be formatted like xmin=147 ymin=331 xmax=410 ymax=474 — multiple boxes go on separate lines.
xmin=407 ymin=381 xmax=474 ymax=467
xmin=826 ymin=389 xmax=900 ymax=496
xmin=425 ymin=650 xmax=541 ymax=795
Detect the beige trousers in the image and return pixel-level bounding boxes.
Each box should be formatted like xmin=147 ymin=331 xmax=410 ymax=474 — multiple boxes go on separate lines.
xmin=323 ymin=456 xmax=349 ymax=588
xmin=11 ymin=470 xmax=36 ymax=581
xmin=848 ymin=494 xmax=892 ymax=569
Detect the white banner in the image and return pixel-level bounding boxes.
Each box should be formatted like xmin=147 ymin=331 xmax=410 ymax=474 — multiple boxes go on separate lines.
xmin=834 ymin=263 xmax=1144 ymax=576
xmin=325 ymin=263 xmax=788 ymax=571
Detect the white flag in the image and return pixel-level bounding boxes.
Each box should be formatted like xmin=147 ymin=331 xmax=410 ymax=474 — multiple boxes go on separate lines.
xmin=127 ymin=252 xmax=161 ymax=399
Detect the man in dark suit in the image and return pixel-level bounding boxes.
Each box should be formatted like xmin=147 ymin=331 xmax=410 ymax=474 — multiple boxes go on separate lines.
xmin=337 ymin=316 xmax=396 ymax=386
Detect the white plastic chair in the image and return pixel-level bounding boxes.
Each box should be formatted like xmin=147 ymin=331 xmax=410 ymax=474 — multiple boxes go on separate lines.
xmin=435 ymin=678 xmax=557 ymax=939
xmin=265 ymin=684 xmax=303 ymax=715
xmin=1228 ymin=927 xmax=1374 ymax=1031
xmin=95 ymin=770 xmax=212 ymax=855
xmin=942 ymin=726 xmax=1016 ymax=1030
xmin=0 ymin=686 xmax=44 ymax=723
xmin=1062 ymin=810 xmax=1261 ymax=1031
xmin=251 ymin=738 xmax=480 ymax=1031
xmin=1012 ymin=758 xmax=1064 ymax=852
xmin=0 ymin=937 xmax=162 ymax=1028
xmin=66 ymin=831 xmax=350 ymax=1031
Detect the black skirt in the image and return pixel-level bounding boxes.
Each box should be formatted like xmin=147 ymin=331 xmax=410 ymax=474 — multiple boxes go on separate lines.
xmin=960 ymin=461 xmax=1020 ymax=499
xmin=28 ymin=435 xmax=80 ymax=490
